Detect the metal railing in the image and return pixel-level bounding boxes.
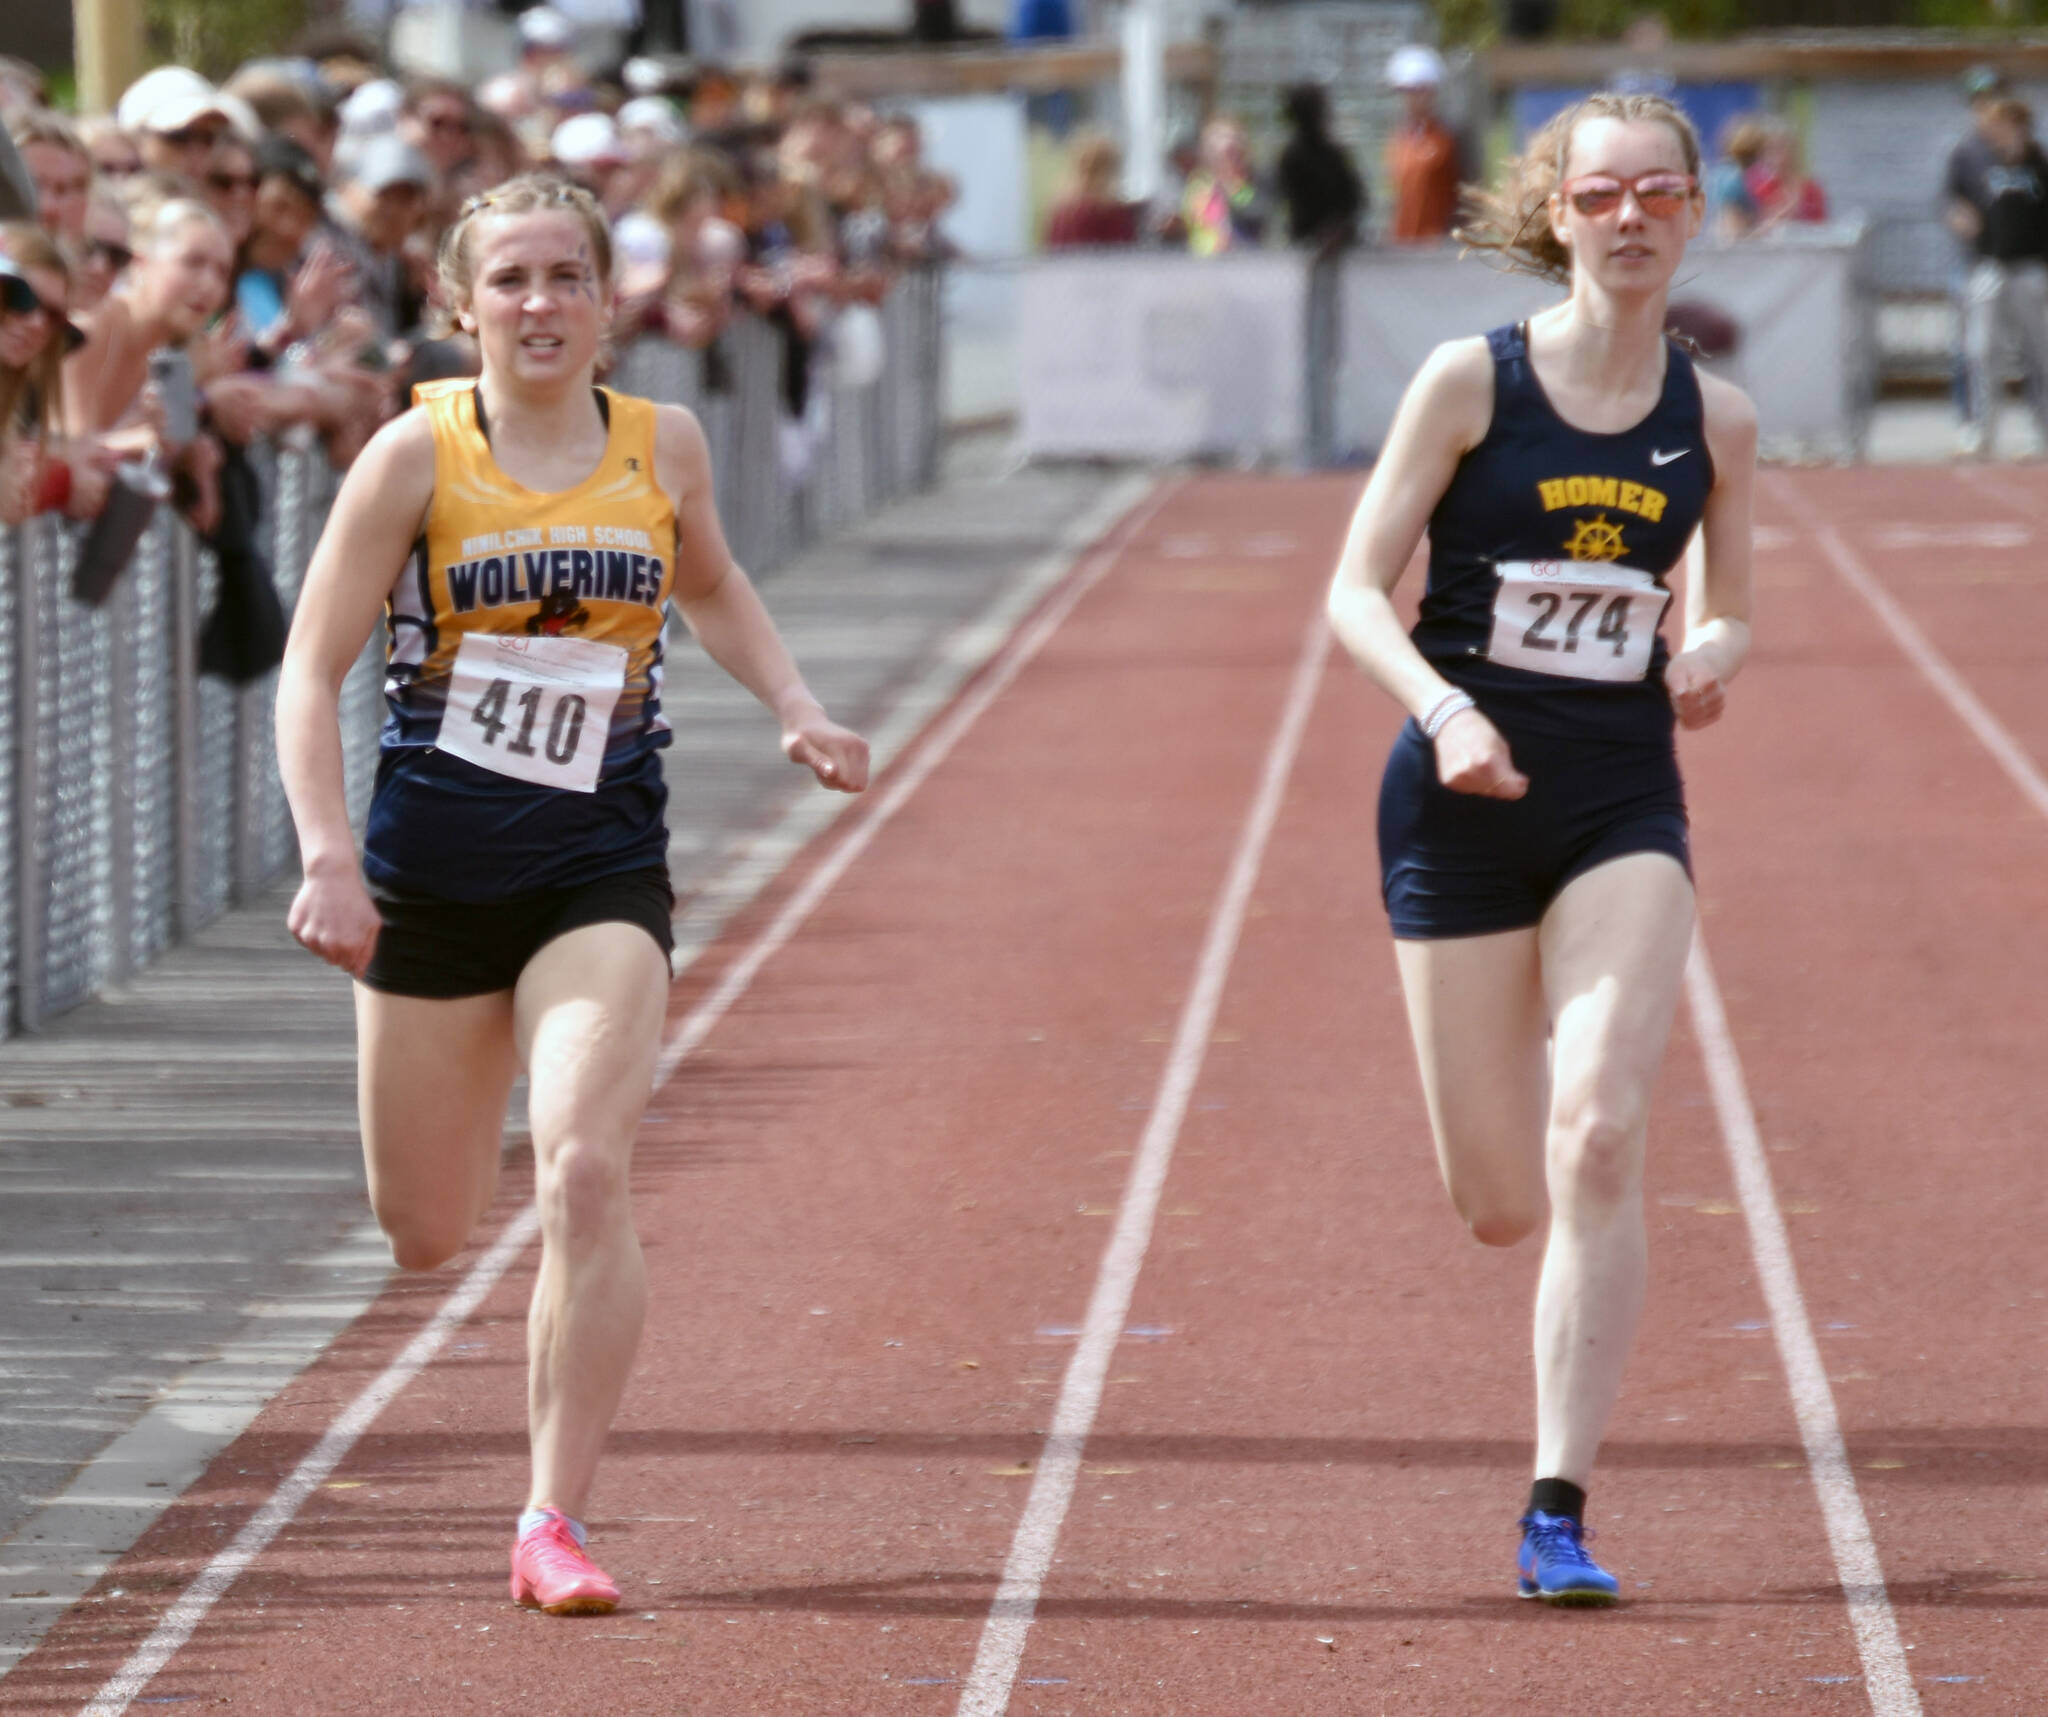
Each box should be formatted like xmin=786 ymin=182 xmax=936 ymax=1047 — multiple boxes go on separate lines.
xmin=0 ymin=268 xmax=945 ymax=1039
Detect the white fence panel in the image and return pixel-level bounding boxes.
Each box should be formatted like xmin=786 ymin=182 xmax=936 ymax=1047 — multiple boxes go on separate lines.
xmin=1019 ymin=251 xmax=1312 ymax=463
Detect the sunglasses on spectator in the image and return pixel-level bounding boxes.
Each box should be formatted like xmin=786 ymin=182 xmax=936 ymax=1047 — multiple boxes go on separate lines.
xmin=0 ymin=273 xmax=41 ymax=318
xmin=86 ymin=236 xmax=134 ymax=270
xmin=1558 ymin=172 xmax=1698 ymax=218
xmin=161 ymin=125 xmax=226 ymax=149
xmin=424 ymin=112 xmax=472 ymax=134
xmin=93 ymin=154 xmax=143 ymax=178
xmin=0 ymin=271 xmax=81 ymax=348
xmin=208 ymin=171 xmax=258 ymax=192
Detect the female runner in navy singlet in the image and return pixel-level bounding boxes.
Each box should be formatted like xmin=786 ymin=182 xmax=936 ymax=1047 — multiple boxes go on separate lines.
xmin=1326 ymin=93 xmax=1755 ymax=1603
xmin=275 ymin=176 xmax=869 ymax=1615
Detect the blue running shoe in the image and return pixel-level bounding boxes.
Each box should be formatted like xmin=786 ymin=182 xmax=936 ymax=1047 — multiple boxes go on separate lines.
xmin=1517 ymin=1510 xmax=1620 ymax=1606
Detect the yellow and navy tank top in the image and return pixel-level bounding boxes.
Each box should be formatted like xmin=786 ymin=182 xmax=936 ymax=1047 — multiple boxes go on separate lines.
xmin=364 ymin=382 xmax=680 ymax=902
xmin=1414 ymin=323 xmax=1712 ymax=745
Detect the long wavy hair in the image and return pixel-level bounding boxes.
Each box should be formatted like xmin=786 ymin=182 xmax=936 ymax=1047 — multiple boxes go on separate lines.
xmin=1456 ymin=92 xmax=1702 ymax=285
xmin=0 ymin=222 xmax=71 ymax=441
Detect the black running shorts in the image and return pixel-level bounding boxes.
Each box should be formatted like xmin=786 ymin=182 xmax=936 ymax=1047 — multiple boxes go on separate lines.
xmin=1378 ymin=722 xmax=1691 ymax=940
xmin=361 ymin=865 xmax=675 ymax=998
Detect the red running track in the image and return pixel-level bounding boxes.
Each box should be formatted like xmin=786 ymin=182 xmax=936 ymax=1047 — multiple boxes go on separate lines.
xmin=7 ymin=466 xmax=2048 ymax=1715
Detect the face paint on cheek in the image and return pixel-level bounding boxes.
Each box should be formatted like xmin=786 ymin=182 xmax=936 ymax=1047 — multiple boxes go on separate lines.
xmin=574 ymin=242 xmax=595 ymax=301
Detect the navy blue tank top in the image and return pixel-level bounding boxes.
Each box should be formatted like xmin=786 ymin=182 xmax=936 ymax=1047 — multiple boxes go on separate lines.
xmin=1414 ymin=322 xmax=1713 ymax=743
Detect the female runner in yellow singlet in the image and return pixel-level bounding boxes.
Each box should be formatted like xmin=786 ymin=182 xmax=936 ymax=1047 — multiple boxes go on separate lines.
xmin=276 ymin=176 xmax=869 ymax=1614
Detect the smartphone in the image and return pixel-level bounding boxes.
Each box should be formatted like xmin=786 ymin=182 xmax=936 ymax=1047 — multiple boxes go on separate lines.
xmin=148 ymin=348 xmax=199 ymax=444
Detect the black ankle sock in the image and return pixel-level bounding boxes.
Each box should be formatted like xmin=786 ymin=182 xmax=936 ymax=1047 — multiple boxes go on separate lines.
xmin=1528 ymin=1478 xmax=1586 ymax=1525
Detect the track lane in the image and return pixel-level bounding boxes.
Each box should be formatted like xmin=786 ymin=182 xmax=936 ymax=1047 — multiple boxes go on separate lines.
xmin=996 ymin=563 xmax=1881 ymax=1714
xmin=4 ymin=476 xmax=1349 ymax=1715
xmin=1677 ymin=474 xmax=2048 ymax=1708
xmin=6 ymin=469 xmax=2040 ymax=1713
xmin=1771 ymin=464 xmax=2048 ymax=781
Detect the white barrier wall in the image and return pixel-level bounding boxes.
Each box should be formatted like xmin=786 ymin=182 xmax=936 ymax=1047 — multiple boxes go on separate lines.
xmin=1019 ymin=252 xmax=1310 ymax=463
xmin=1335 ymin=226 xmax=1872 ymax=462
xmin=1331 ymin=254 xmax=1552 ymax=458
xmin=1018 ymin=230 xmax=1872 ymax=465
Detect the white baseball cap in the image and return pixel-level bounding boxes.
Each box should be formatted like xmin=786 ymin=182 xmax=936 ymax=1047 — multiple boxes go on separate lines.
xmin=339 ymin=77 xmax=405 ymax=137
xmin=518 ymin=6 xmax=576 ymax=51
xmin=1386 ymin=44 xmax=1446 ymax=90
xmin=621 ymin=56 xmax=669 ymax=96
xmin=349 ymin=133 xmax=433 ymax=194
xmin=551 ymin=111 xmax=627 ymax=167
xmin=613 ymin=209 xmax=671 ymax=272
xmin=116 ymin=66 xmax=230 ymax=135
xmin=617 ymin=96 xmax=686 ymax=147
xmin=214 ymin=92 xmax=264 ymax=143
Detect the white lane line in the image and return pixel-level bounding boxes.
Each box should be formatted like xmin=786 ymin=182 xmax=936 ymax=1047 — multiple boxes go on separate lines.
xmin=1950 ymin=460 xmax=2048 ymax=528
xmin=0 ymin=476 xmax=1158 ymax=1687
xmin=1685 ymin=935 xmax=1921 ymax=1717
xmin=77 ymin=1207 xmax=540 ymax=1717
xmin=1765 ymin=472 xmax=2048 ymax=822
xmin=72 ymin=483 xmax=1175 ymax=1717
xmin=653 ymin=479 xmax=1177 ymax=1086
xmin=664 ymin=472 xmax=1157 ymax=978
xmin=0 ymin=1222 xmax=394 ymax=1676
xmin=955 ymin=612 xmax=1331 ymax=1717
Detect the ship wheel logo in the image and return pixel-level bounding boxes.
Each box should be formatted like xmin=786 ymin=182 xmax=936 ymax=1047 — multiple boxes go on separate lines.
xmin=1564 ymin=513 xmax=1628 ymax=563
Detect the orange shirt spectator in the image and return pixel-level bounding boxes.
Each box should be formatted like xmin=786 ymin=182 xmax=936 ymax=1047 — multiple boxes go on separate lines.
xmin=1388 ymin=118 xmax=1460 ymax=241
xmin=1385 ymin=45 xmax=1461 ymax=243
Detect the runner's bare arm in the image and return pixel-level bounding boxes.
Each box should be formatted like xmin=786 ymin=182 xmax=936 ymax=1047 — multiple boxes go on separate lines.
xmin=276 ymin=409 xmax=435 ymax=973
xmin=1668 ymin=373 xmax=1757 ymax=731
xmin=1326 ymin=337 xmax=1527 ymax=800
xmin=654 ymin=403 xmax=869 ymax=793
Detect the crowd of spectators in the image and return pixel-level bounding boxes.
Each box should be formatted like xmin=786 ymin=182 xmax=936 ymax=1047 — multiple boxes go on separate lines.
xmin=1037 ymin=41 xmax=1851 ymax=267
xmin=1039 ymin=47 xmax=1451 ymax=257
xmin=1705 ymin=115 xmax=1829 ymax=242
xmin=0 ymin=19 xmax=956 ymax=607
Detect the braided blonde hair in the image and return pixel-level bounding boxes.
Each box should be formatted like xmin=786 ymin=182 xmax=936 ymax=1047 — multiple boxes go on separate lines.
xmin=1457 ymin=92 xmax=1701 ymax=285
xmin=436 ymin=173 xmax=614 ymax=320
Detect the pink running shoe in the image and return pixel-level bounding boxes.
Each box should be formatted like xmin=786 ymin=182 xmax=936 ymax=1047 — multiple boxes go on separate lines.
xmin=509 ymin=1509 xmax=620 ymax=1615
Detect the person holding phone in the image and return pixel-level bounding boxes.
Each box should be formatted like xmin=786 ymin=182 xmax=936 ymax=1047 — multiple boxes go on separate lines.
xmin=276 ymin=174 xmax=868 ymax=1615
xmin=62 ymin=196 xmax=232 ymax=530
xmin=1326 ymin=91 xmax=1754 ymax=1604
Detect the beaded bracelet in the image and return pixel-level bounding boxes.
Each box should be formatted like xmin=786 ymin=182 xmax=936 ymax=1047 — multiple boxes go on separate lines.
xmin=1420 ymin=689 xmax=1476 ymax=741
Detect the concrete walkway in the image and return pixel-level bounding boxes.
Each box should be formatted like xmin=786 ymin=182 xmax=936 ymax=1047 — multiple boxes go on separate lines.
xmin=0 ymin=444 xmax=1146 ymax=1669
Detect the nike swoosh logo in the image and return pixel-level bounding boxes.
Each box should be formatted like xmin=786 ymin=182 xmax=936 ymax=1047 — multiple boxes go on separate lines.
xmin=1649 ymin=448 xmax=1689 ymax=466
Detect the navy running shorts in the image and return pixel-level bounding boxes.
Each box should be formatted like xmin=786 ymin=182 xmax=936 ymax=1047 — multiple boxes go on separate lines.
xmin=362 ymin=864 xmax=675 ymax=998
xmin=1377 ymin=721 xmax=1691 ymax=941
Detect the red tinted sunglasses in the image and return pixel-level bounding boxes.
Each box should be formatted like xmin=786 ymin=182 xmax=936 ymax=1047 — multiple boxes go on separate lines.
xmin=1559 ymin=171 xmax=1698 ymax=218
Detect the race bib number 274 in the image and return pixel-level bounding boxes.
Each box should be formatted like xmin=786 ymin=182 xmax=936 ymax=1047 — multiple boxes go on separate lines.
xmin=437 ymin=632 xmax=627 ymax=794
xmin=1486 ymin=560 xmax=1670 ymax=684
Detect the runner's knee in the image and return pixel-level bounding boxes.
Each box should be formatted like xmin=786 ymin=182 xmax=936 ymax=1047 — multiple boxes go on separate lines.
xmin=1458 ymin=1196 xmax=1542 ymax=1248
xmin=1442 ymin=1158 xmax=1543 ymax=1247
xmin=535 ymin=1136 xmax=630 ymax=1241
xmin=377 ymin=1207 xmax=471 ymax=1273
xmin=1547 ymin=1103 xmax=1644 ymax=1216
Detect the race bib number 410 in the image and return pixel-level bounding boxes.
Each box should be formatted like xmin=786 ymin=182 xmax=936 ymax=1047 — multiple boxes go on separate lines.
xmin=438 ymin=633 xmax=627 ymax=794
xmin=1486 ymin=560 xmax=1670 ymax=684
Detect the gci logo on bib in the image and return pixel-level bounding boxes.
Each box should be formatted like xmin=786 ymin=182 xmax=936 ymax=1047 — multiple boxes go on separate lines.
xmin=438 ymin=632 xmax=627 ymax=794
xmin=1486 ymin=560 xmax=1670 ymax=684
